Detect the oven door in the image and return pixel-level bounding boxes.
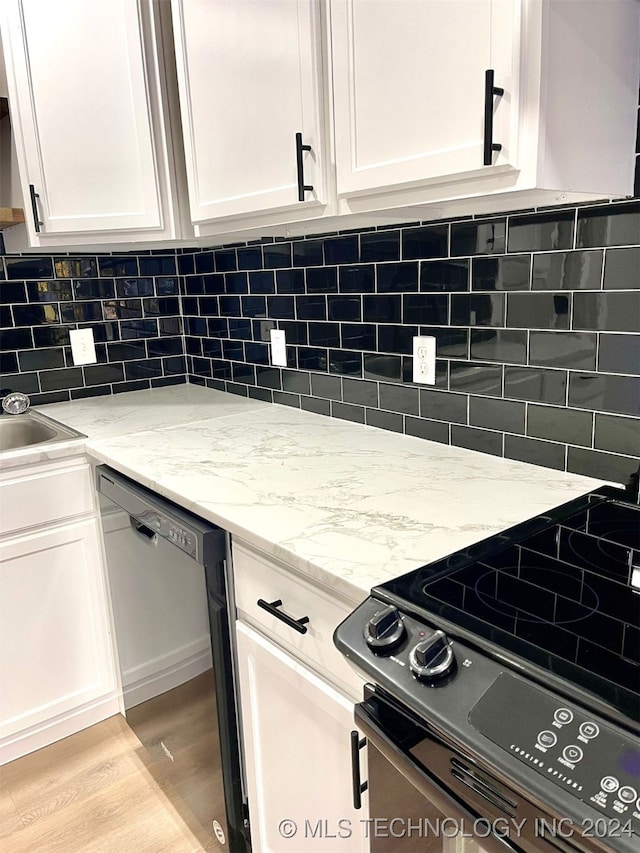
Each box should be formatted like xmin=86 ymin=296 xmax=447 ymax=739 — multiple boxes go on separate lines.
xmin=356 ymin=686 xmax=600 ymax=853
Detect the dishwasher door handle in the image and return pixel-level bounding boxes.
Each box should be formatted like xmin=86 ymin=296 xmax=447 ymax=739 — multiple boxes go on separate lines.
xmin=130 ymin=516 xmax=158 ymax=544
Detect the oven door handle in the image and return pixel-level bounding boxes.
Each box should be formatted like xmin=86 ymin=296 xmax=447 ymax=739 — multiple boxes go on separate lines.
xmin=355 ymin=701 xmax=522 ymax=853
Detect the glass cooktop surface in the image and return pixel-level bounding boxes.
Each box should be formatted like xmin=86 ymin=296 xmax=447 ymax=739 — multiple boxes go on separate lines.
xmin=377 ymin=487 xmax=640 ymax=726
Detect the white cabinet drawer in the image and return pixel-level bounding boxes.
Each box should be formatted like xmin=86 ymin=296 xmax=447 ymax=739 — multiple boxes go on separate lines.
xmin=0 ymin=460 xmax=95 ymax=536
xmin=233 ymin=540 xmax=366 ymax=699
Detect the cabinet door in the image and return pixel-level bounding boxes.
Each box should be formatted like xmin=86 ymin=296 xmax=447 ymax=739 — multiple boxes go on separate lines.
xmin=0 ymin=519 xmax=118 ymax=753
xmin=330 ymin=0 xmax=518 ymax=197
xmin=171 ymin=0 xmax=326 ymax=223
xmin=1 ymin=0 xmax=171 ymax=238
xmin=236 ymin=621 xmax=369 ymax=853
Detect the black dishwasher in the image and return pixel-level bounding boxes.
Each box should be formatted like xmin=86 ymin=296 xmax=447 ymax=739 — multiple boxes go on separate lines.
xmin=97 ymin=465 xmax=247 ymax=852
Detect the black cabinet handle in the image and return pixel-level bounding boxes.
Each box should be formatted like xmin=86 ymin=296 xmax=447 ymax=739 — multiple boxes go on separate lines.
xmin=350 ymin=730 xmax=368 ymax=809
xmin=257 ymin=598 xmax=309 ymax=634
xmin=29 ymin=184 xmax=43 ymax=232
xmin=295 ymin=132 xmax=314 ymax=202
xmin=483 ymin=69 xmax=504 ymax=166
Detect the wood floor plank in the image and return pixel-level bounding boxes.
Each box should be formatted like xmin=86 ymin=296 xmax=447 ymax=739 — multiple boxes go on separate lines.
xmin=0 ymin=673 xmax=228 ymax=852
xmin=0 ymin=786 xmax=23 ymax=839
xmin=1 ymin=766 xmax=207 ymax=853
xmin=3 ymin=716 xmax=144 ymax=827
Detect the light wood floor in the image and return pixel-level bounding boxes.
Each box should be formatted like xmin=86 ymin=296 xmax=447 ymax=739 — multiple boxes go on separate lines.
xmin=0 ymin=672 xmax=227 ymax=852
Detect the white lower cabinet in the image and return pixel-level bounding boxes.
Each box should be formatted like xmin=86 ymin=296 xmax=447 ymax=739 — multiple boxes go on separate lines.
xmin=237 ymin=621 xmax=369 ymax=853
xmin=0 ymin=454 xmax=119 ymax=765
xmin=0 ymin=517 xmax=119 ymax=763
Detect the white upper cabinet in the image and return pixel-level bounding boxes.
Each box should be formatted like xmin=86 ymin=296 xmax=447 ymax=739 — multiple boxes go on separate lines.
xmin=0 ymin=0 xmax=191 ymax=250
xmin=171 ymin=0 xmax=329 ymax=235
xmin=329 ymin=0 xmax=640 ymax=217
xmin=330 ymin=0 xmax=517 ymax=197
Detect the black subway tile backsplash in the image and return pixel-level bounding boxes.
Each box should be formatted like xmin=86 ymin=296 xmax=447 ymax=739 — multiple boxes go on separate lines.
xmin=0 ymin=282 xmax=27 ymax=303
xmin=469 ymin=397 xmax=525 ymax=434
xmin=451 ymin=219 xmax=506 ymax=256
xmin=594 ymin=413 xmax=640 ymax=457
xmin=405 ymin=416 xmax=449 ymax=444
xmin=506 ymin=293 xmax=570 ymax=330
xmin=364 ymin=353 xmax=402 ymax=382
xmin=6 ymin=256 xmax=54 ymax=279
xmin=504 ymin=366 xmax=567 ymax=405
xmin=577 ymin=201 xmax=639 ymax=248
xmin=532 ymin=250 xmax=602 ymax=291
xmin=472 ymin=255 xmax=530 ymax=291
xmin=306 ymin=267 xmax=338 ymax=293
xmin=214 ymin=249 xmax=237 ymax=272
xmin=403 ymin=294 xmax=448 ymax=325
xmin=449 ymin=362 xmax=503 ymax=396
xmin=527 ymin=405 xmax=593 ymax=448
xmin=420 ymin=259 xmax=469 ymax=292
xmin=327 ymin=295 xmax=361 ymax=322
xmin=451 ymin=424 xmax=503 ymax=457
xmin=3 ymin=130 xmax=639 ymax=486
xmin=598 ymin=333 xmax=640 ymax=375
xmin=324 ymin=236 xmax=359 ymax=265
xmin=469 ymin=329 xmax=526 ymax=364
xmin=529 ymin=331 xmax=597 ymax=371
xmin=451 ymin=293 xmax=504 ymax=327
xmin=29 ymin=280 xmax=74 ymax=302
xmin=366 ymin=408 xmax=403 ymax=433
xmin=343 ymin=377 xmax=378 ymax=407
xmin=311 ymin=373 xmax=342 ymax=401
xmin=603 ymin=246 xmax=640 ymax=289
xmin=364 ymin=294 xmax=401 ymax=324
xmin=360 ymin=230 xmax=400 ymax=262
xmin=573 ymin=291 xmax=640 ymax=333
xmin=377 ymin=261 xmax=418 ymax=292
xmin=293 ymin=239 xmax=324 ymax=267
xmin=339 ymin=265 xmax=375 ymax=293
xmin=568 ymin=372 xmax=640 ymax=417
xmin=379 ymin=382 xmax=419 ymax=416
xmin=402 ymin=225 xmax=448 ymax=260
xmin=504 ymin=435 xmax=565 ymax=471
xmin=508 ymin=210 xmax=574 ymax=253
xmin=567 ymin=446 xmax=638 ymax=483
xmin=341 ymin=326 xmax=373 ymax=358
xmin=378 ymin=325 xmax=418 ymax=354
xmin=263 ymin=243 xmax=292 ymax=269
xmin=276 ymin=269 xmax=305 ymax=293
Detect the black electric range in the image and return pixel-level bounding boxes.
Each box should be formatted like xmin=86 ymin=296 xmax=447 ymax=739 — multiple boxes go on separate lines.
xmin=335 ymin=483 xmax=640 ymax=853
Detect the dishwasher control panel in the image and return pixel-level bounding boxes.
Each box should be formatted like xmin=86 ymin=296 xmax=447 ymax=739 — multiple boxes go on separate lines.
xmin=97 ymin=464 xmax=225 ymax=567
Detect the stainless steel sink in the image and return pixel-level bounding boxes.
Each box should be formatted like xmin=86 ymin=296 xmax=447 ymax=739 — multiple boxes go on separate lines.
xmin=0 ymin=411 xmax=84 ymax=452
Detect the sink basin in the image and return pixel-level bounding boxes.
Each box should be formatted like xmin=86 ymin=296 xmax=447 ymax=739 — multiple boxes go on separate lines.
xmin=0 ymin=411 xmax=84 ymax=452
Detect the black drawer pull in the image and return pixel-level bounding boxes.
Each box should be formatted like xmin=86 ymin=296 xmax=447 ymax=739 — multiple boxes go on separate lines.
xmin=29 ymin=184 xmax=43 ymax=232
xmin=257 ymin=598 xmax=309 ymax=634
xmin=295 ymin=132 xmax=314 ymax=202
xmin=350 ymin=730 xmax=368 ymax=809
xmin=483 ymin=68 xmax=504 ymax=165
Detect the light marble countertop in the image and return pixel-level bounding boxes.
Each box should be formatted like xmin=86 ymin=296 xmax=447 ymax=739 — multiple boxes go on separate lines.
xmin=19 ymin=383 xmax=607 ymax=603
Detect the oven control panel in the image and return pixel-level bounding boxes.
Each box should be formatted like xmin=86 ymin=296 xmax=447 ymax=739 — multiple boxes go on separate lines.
xmin=470 ymin=674 xmax=640 ymax=835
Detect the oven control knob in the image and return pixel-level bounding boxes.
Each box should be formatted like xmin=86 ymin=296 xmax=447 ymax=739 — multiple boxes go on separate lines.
xmin=409 ymin=630 xmax=456 ymax=682
xmin=364 ymin=605 xmax=406 ymax=652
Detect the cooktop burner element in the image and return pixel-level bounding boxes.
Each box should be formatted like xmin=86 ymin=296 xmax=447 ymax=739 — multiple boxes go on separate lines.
xmin=377 ymin=485 xmax=640 ymax=727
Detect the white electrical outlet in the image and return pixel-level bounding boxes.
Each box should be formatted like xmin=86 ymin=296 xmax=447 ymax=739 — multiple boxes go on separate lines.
xmin=412 ymin=336 xmax=436 ymax=384
xmin=270 ymin=329 xmax=287 ymax=366
xmin=69 ymin=328 xmax=97 ymax=365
